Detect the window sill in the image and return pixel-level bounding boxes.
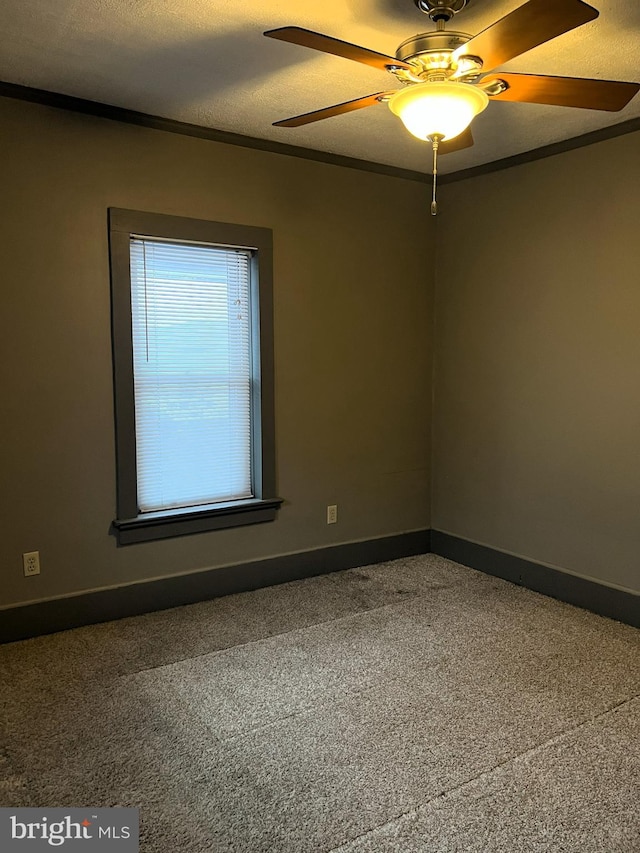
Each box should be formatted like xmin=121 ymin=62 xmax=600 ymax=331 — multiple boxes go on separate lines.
xmin=112 ymin=498 xmax=283 ymax=545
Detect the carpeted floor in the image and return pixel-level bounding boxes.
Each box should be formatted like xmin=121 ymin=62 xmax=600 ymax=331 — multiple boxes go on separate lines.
xmin=1 ymin=554 xmax=639 ymax=851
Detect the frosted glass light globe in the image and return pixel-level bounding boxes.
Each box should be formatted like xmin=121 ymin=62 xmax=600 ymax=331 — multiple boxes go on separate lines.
xmin=389 ymin=81 xmax=489 ymax=141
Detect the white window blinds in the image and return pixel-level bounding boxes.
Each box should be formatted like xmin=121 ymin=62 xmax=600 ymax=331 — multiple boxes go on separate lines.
xmin=129 ymin=237 xmax=254 ymax=513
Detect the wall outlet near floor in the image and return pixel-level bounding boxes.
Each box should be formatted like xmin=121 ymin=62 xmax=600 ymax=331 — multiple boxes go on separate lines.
xmin=23 ymin=551 xmax=40 ymax=577
xmin=327 ymin=504 xmax=338 ymax=524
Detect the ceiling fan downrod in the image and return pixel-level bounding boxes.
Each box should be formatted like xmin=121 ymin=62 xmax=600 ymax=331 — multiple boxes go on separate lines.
xmin=414 ymin=0 xmax=469 ymax=23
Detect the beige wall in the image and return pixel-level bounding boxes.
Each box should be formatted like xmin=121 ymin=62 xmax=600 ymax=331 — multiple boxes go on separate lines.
xmin=0 ymin=96 xmax=434 ymax=608
xmin=4 ymin=91 xmax=636 ymax=611
xmin=433 ymin=130 xmax=640 ymax=593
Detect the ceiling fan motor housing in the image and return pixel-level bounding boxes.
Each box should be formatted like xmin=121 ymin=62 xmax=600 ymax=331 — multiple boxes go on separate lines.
xmin=397 ymin=30 xmax=470 ymax=62
xmin=414 ymin=0 xmax=469 ymax=22
xmin=394 ymin=31 xmax=481 ymax=82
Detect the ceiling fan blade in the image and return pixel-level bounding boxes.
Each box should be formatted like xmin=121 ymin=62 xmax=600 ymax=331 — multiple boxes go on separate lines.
xmin=484 ymin=73 xmax=640 ymax=111
xmin=265 ymin=27 xmax=410 ymax=71
xmin=273 ymin=92 xmax=394 ymax=128
xmin=453 ymin=0 xmax=599 ymax=75
xmin=440 ymin=127 xmax=474 ymax=155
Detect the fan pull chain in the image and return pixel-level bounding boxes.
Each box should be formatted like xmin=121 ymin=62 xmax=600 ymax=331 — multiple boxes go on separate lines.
xmin=430 ymin=134 xmax=442 ymax=216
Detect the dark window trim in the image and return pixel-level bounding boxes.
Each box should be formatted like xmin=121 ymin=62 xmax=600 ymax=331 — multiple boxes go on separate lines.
xmin=108 ymin=208 xmax=281 ymax=544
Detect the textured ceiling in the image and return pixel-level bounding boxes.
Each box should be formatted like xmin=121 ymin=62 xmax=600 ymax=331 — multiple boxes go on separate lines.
xmin=0 ymin=0 xmax=638 ymax=174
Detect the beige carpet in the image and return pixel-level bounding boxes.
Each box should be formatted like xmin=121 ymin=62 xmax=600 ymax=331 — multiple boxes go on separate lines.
xmin=1 ymin=554 xmax=639 ymax=851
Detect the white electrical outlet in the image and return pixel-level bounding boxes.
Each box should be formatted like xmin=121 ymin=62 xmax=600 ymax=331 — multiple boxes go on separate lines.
xmin=327 ymin=505 xmax=338 ymax=524
xmin=23 ymin=551 xmax=40 ymax=577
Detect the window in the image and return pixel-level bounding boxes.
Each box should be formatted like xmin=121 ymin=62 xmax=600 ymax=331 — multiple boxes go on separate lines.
xmin=109 ymin=209 xmax=281 ymax=544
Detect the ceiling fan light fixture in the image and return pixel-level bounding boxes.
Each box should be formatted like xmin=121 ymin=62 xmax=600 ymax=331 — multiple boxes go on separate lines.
xmin=389 ymin=81 xmax=488 ymax=141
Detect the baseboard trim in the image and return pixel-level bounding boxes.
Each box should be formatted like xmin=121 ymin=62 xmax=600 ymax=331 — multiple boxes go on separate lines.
xmin=0 ymin=530 xmax=431 ymax=644
xmin=431 ymin=530 xmax=639 ymax=629
xmin=4 ymin=528 xmax=636 ymax=643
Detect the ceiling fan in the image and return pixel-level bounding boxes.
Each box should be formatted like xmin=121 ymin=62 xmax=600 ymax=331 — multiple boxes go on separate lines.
xmin=264 ymin=0 xmax=639 ymax=209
